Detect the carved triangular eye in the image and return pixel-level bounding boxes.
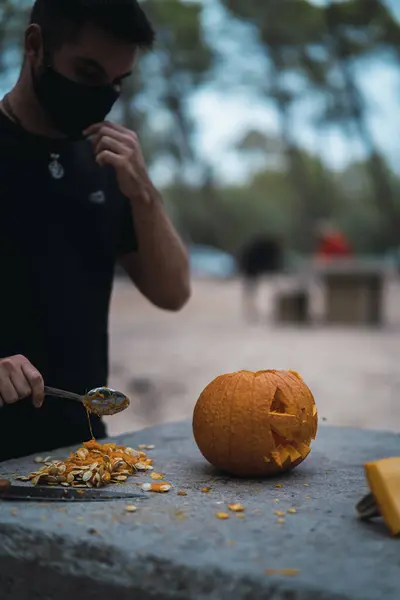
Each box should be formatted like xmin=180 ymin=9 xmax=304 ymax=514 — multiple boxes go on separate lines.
xmin=270 ymin=388 xmax=286 ymax=413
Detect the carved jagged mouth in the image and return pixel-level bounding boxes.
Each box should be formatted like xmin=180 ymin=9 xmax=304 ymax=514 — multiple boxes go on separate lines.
xmin=265 ymin=387 xmax=313 ymax=468
xmin=268 ymin=431 xmax=310 ymax=469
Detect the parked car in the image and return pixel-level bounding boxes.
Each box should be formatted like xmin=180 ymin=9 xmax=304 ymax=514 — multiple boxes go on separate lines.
xmin=188 ymin=244 xmax=237 ymax=279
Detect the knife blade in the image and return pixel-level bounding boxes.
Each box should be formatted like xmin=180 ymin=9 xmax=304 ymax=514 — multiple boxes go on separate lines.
xmin=0 ymin=483 xmax=147 ymax=502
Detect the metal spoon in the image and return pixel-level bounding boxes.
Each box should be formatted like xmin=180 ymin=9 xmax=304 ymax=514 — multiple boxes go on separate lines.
xmin=44 ymin=386 xmax=130 ymax=417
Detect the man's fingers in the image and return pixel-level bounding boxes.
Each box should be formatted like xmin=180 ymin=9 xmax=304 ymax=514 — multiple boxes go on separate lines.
xmin=0 ymin=378 xmax=19 ymax=404
xmin=84 ymin=121 xmax=130 ymax=137
xmin=10 ymin=370 xmax=32 ymax=399
xmin=0 ymin=356 xmax=44 ymax=409
xmin=21 ymin=363 xmax=44 ymax=408
xmin=96 ymin=150 xmax=124 ymax=169
xmin=95 ymin=135 xmax=126 ymax=157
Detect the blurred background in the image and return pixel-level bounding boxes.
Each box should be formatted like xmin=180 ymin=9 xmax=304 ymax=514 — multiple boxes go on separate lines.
xmin=1 ymin=0 xmax=400 ymax=434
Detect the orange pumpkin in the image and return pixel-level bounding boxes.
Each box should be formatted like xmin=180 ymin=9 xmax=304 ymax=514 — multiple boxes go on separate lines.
xmin=192 ymin=370 xmax=318 ymax=477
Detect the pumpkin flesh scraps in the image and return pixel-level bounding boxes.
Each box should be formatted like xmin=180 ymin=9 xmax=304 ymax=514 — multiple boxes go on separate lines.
xmin=17 ymin=440 xmax=154 ymax=488
xmin=193 ymin=369 xmax=318 ymax=477
xmin=83 ymin=388 xmax=130 ymax=418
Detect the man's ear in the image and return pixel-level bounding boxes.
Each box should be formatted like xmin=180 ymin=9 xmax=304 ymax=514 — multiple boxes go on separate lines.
xmin=24 ymin=24 xmax=44 ymax=66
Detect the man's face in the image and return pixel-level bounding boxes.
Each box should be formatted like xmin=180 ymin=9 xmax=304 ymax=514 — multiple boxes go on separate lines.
xmin=26 ymin=23 xmax=138 ymax=90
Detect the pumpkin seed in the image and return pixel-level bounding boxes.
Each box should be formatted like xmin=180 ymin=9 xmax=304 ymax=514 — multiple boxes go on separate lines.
xmin=20 ymin=440 xmax=158 ymax=493
xmin=112 ymin=459 xmax=124 ymax=471
xmin=44 ymin=476 xmax=58 ymax=484
xmin=159 ymin=484 xmax=171 ymax=492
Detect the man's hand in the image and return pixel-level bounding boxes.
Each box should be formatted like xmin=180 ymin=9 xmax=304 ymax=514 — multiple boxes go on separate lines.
xmin=85 ymin=122 xmax=191 ymax=312
xmin=0 ymin=355 xmax=44 ymax=408
xmin=84 ymin=121 xmax=151 ymax=203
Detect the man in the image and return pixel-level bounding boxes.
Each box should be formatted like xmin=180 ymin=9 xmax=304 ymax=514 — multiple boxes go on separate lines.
xmin=238 ymin=234 xmax=284 ymax=321
xmin=0 ymin=0 xmax=191 ymax=461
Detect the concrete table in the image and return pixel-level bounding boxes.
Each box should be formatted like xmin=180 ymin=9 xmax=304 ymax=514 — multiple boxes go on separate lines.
xmin=315 ymin=260 xmax=388 ymax=326
xmin=0 ymin=420 xmax=399 ymax=600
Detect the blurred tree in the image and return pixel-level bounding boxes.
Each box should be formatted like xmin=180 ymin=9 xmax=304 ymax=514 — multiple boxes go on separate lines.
xmin=220 ymin=0 xmax=328 ymax=251
xmin=120 ymin=0 xmax=214 ymax=183
xmin=118 ymin=0 xmax=231 ymax=243
xmin=220 ymin=0 xmax=400 ymax=250
xmin=169 ymin=148 xmax=400 ymax=257
xmin=320 ymin=0 xmax=400 ymax=246
xmin=0 ymin=0 xmax=398 ymax=255
xmin=0 ymin=0 xmax=29 ymax=75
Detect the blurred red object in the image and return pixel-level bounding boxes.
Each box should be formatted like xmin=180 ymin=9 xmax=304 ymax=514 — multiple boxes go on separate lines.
xmin=316 ymin=230 xmax=352 ymax=262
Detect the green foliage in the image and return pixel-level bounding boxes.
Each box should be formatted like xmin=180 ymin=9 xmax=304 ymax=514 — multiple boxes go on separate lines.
xmin=168 ymin=149 xmax=400 ymax=255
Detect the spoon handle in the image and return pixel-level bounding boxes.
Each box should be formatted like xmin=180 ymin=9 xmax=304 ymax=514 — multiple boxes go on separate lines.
xmin=44 ymin=386 xmax=83 ymax=404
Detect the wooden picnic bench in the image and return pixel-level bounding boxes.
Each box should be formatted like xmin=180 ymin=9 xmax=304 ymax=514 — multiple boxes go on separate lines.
xmin=274 ymin=258 xmax=389 ymax=326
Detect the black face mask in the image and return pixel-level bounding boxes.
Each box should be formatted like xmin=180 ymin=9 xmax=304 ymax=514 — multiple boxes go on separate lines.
xmin=32 ymin=63 xmax=120 ymax=139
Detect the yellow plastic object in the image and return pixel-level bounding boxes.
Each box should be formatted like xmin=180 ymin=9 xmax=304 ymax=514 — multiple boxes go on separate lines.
xmin=364 ymin=457 xmax=400 ymax=536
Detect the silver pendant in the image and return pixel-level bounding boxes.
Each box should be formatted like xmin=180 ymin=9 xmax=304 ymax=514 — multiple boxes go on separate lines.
xmin=48 ymin=154 xmax=64 ymax=180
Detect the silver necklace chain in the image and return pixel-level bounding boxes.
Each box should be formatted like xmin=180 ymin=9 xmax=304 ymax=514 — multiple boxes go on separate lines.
xmin=1 ymin=93 xmax=65 ymax=180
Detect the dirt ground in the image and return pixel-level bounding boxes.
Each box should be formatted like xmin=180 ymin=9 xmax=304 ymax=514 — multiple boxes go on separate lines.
xmin=104 ymin=274 xmax=400 ymax=436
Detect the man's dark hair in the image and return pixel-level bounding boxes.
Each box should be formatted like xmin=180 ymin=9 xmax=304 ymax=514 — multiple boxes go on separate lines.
xmin=29 ymin=0 xmax=155 ymax=50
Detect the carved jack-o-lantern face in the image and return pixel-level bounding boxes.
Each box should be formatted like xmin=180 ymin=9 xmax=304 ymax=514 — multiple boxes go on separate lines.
xmin=192 ymin=370 xmax=318 ymax=477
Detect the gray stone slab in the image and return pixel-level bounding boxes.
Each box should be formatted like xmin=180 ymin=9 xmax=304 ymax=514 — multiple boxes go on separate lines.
xmin=0 ymin=420 xmax=399 ymax=600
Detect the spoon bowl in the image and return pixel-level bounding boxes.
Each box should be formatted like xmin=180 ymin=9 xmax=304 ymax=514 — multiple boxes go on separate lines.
xmin=83 ymin=387 xmax=130 ymax=417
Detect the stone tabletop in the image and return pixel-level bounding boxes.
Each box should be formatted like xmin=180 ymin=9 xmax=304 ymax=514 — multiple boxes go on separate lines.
xmin=0 ymin=420 xmax=399 ymax=600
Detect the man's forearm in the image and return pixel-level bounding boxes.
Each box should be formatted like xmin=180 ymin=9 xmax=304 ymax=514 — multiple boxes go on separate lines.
xmin=121 ymin=183 xmax=191 ymax=311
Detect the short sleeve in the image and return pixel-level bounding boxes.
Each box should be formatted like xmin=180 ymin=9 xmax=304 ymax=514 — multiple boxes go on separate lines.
xmin=118 ymin=196 xmax=138 ymax=256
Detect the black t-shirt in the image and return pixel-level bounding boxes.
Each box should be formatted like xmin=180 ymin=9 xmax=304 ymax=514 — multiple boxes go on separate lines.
xmin=0 ymin=112 xmax=137 ymax=461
